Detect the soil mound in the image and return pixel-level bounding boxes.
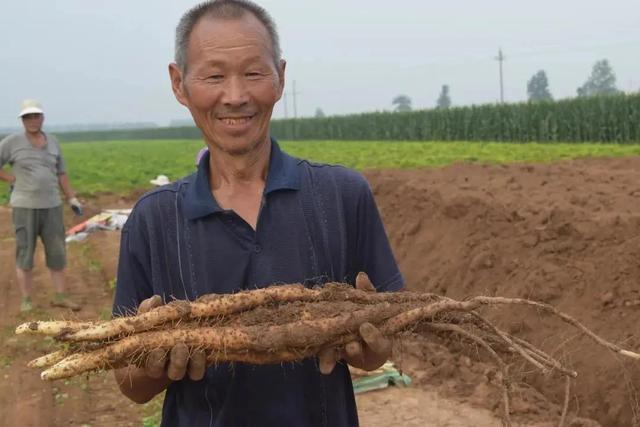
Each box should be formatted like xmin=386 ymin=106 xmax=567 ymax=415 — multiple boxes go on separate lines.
xmin=366 ymin=156 xmax=640 ymax=426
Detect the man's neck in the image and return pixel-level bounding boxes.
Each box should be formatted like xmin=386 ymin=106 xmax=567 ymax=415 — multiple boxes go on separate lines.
xmin=208 ymin=138 xmax=272 ymax=192
xmin=25 ymin=130 xmax=45 ymax=145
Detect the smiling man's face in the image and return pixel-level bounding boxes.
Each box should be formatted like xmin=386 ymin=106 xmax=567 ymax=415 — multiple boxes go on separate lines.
xmin=170 ymin=13 xmax=285 ymax=156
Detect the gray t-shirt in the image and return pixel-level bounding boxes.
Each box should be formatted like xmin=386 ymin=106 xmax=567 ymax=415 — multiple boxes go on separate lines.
xmin=0 ymin=132 xmax=66 ymax=208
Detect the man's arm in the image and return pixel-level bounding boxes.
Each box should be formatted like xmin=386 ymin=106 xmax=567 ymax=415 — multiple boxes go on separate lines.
xmin=0 ymin=168 xmax=15 ymax=184
xmin=54 ymin=141 xmax=81 ymax=212
xmin=0 ymin=139 xmax=15 ymax=184
xmin=58 ymin=173 xmax=83 ymax=214
xmin=115 ymin=365 xmax=173 ymax=404
xmin=57 ymin=173 xmax=75 ymax=199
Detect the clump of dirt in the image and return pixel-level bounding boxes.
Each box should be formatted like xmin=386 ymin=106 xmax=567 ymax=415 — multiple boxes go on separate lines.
xmin=367 ymin=156 xmax=640 ymax=426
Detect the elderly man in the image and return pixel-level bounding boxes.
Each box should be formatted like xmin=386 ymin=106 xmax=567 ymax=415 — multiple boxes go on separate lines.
xmin=0 ymin=99 xmax=82 ymax=312
xmin=112 ymin=1 xmax=403 ymax=426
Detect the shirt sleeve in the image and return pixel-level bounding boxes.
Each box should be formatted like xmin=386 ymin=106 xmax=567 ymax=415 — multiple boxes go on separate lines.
xmin=112 ymin=210 xmax=155 ymax=317
xmin=353 ymin=178 xmax=405 ymax=292
xmin=0 ymin=136 xmax=10 ymax=168
xmin=56 ymin=154 xmax=66 ymax=175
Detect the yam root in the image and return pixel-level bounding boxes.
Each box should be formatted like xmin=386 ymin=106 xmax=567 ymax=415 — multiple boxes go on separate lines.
xmin=16 ymin=282 xmax=640 ymax=427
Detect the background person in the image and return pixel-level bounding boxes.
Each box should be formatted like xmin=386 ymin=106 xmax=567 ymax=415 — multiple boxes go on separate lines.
xmin=0 ymin=99 xmax=82 ymax=312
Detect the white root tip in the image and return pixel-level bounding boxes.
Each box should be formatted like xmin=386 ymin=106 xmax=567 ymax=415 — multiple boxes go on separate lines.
xmin=620 ymin=349 xmax=640 ymax=360
xmin=15 ymin=323 xmax=31 ymax=334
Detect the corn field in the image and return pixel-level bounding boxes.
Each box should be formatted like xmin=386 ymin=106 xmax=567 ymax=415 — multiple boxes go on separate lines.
xmin=8 ymin=93 xmax=637 ymax=144
xmin=272 ymin=93 xmax=640 ymax=143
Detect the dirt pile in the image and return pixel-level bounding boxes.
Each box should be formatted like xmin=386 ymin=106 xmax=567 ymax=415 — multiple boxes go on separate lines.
xmin=367 ymin=156 xmax=640 ymax=426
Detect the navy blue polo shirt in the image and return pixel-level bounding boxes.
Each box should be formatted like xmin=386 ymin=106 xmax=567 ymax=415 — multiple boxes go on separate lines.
xmin=113 ymin=139 xmax=404 ymax=427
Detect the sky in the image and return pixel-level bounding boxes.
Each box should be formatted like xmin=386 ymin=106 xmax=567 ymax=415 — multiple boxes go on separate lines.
xmin=0 ymin=0 xmax=638 ymax=128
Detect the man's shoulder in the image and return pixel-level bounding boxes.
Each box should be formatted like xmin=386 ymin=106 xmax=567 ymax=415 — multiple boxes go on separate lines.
xmin=297 ymin=159 xmax=370 ymax=192
xmin=0 ymin=133 xmax=25 ymax=146
xmin=44 ymin=132 xmax=60 ymax=144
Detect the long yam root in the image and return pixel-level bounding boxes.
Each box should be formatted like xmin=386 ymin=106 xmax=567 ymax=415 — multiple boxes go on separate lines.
xmin=16 ymin=283 xmax=437 ymax=342
xmin=41 ymin=302 xmax=402 ymax=380
xmin=16 ymin=281 xmax=639 ymax=427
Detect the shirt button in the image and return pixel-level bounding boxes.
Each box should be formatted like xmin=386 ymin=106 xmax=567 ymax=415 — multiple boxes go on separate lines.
xmin=253 ymin=244 xmax=262 ymax=253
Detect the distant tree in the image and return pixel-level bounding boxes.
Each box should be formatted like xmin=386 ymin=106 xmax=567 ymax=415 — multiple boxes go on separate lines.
xmin=436 ymin=85 xmax=452 ymax=109
xmin=527 ymin=70 xmax=553 ymax=102
xmin=577 ymin=59 xmax=620 ymax=97
xmin=314 ymin=108 xmax=326 ymax=118
xmin=392 ymin=94 xmax=412 ymax=112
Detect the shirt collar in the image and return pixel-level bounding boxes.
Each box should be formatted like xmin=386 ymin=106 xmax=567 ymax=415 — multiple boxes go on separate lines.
xmin=184 ymin=138 xmax=300 ymax=220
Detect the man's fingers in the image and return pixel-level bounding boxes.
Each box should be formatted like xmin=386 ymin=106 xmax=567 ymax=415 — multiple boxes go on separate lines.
xmin=145 ymin=345 xmax=205 ymax=381
xmin=188 ymin=349 xmax=207 ymax=381
xmin=344 ymin=340 xmax=363 ymax=360
xmin=359 ymin=322 xmax=391 ymax=357
xmin=167 ymin=343 xmax=189 ymax=381
xmin=145 ymin=348 xmax=167 ymax=379
xmin=355 ymin=272 xmax=376 ymax=292
xmin=318 ymin=347 xmax=340 ymax=375
xmin=137 ymin=295 xmax=163 ymax=315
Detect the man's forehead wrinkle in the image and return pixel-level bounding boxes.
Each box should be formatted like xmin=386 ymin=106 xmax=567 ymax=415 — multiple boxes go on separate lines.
xmin=188 ymin=43 xmax=274 ymax=73
xmin=199 ymin=39 xmax=268 ymax=54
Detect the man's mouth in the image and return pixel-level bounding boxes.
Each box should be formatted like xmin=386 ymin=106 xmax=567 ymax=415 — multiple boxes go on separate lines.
xmin=218 ymin=115 xmax=254 ymax=126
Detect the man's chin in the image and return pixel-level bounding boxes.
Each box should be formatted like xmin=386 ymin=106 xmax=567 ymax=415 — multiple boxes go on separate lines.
xmin=223 ymin=146 xmax=254 ymax=156
xmin=213 ymin=135 xmax=269 ymax=157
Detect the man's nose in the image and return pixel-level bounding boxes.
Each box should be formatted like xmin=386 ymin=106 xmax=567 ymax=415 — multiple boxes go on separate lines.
xmin=222 ymin=76 xmax=249 ymax=107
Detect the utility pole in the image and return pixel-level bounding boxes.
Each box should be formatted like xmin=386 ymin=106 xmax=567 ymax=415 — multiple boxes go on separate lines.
xmin=292 ymin=80 xmax=299 ymax=119
xmin=283 ymin=92 xmax=288 ymax=119
xmin=494 ymin=48 xmax=505 ymax=103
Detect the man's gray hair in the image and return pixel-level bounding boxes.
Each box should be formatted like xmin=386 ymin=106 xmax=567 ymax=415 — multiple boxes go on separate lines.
xmin=175 ymin=0 xmax=282 ymax=72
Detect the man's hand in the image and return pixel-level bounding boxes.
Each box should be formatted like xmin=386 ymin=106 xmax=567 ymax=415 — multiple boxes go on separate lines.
xmin=317 ymin=272 xmax=392 ymax=375
xmin=69 ymin=197 xmax=84 ymax=216
xmin=137 ymin=295 xmax=207 ymax=381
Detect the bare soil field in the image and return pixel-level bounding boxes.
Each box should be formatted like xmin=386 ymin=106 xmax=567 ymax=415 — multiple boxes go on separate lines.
xmin=371 ymin=155 xmax=640 ymax=426
xmin=1 ymin=155 xmax=638 ymax=426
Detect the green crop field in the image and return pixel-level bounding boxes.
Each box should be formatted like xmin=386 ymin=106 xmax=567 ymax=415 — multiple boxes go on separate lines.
xmin=1 ymin=139 xmax=639 ymax=204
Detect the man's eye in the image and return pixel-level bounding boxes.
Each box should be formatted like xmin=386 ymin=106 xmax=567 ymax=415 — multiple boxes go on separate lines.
xmin=208 ymin=75 xmax=224 ymax=81
xmin=246 ymin=72 xmax=261 ymax=78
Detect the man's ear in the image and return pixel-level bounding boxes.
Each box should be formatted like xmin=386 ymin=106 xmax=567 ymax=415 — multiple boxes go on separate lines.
xmin=169 ymin=63 xmax=189 ymax=107
xmin=276 ymin=59 xmax=287 ymax=99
